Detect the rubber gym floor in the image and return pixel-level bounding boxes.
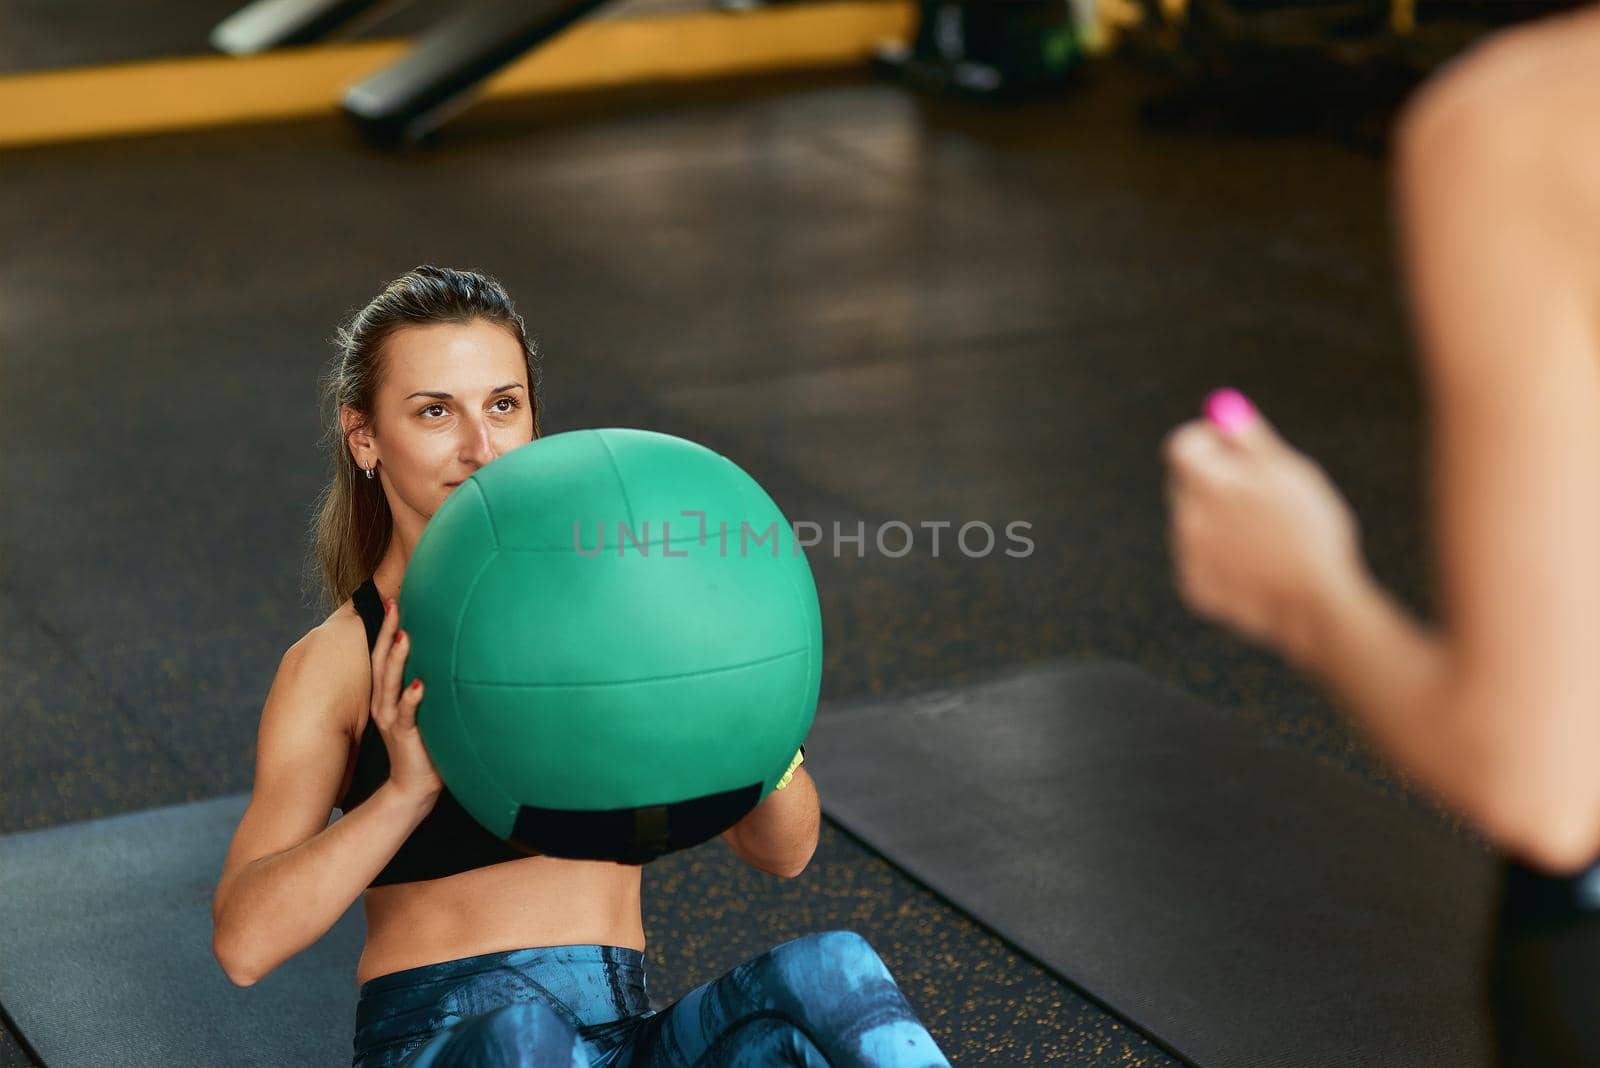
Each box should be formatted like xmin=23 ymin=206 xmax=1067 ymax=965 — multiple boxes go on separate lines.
xmin=0 ymin=2 xmax=1462 ymax=1064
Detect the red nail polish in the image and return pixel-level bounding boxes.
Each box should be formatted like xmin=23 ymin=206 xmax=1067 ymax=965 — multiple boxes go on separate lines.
xmin=411 ymin=679 xmax=422 ymax=690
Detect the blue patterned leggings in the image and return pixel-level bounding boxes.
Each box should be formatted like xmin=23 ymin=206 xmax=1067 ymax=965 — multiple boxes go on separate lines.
xmin=351 ymin=930 xmax=951 ymax=1067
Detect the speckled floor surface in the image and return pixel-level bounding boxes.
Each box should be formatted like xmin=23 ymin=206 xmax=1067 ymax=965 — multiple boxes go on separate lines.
xmin=1 ymin=48 xmax=1464 ymax=1067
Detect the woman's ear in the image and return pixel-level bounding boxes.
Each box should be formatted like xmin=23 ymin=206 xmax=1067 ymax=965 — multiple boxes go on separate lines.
xmin=341 ymin=404 xmax=374 ymax=467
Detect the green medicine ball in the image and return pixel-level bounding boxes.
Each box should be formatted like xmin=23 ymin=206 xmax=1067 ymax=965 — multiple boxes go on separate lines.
xmin=397 ymin=428 xmax=822 ymax=864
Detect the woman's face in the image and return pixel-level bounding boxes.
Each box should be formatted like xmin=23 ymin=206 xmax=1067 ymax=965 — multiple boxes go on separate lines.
xmin=367 ymin=318 xmax=535 ymax=513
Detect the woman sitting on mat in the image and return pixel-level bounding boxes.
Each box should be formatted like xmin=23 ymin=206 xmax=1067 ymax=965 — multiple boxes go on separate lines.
xmin=210 ymin=264 xmax=951 ymax=1068
xmin=1162 ymin=9 xmax=1600 ymax=1065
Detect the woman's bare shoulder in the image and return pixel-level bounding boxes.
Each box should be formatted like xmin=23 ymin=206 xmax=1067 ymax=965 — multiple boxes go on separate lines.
xmin=1396 ymin=9 xmax=1600 ymax=242
xmin=280 ymin=598 xmax=371 ymax=740
xmin=1406 ymin=7 xmax=1600 ymax=137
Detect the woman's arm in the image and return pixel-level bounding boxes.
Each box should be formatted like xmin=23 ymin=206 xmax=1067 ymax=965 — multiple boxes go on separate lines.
xmin=721 ymin=766 xmax=820 ymax=879
xmin=215 ymin=781 xmax=437 ymax=986
xmin=1288 ymin=30 xmax=1600 ymax=875
xmin=212 ymin=621 xmax=437 ymax=986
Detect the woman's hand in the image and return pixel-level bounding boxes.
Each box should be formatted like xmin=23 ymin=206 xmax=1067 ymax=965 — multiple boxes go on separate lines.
xmin=1162 ymin=390 xmax=1368 ymax=664
xmin=372 ymin=595 xmax=445 ymax=806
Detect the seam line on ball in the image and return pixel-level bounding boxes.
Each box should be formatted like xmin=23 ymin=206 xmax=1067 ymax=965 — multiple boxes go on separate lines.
xmin=453 ymin=647 xmax=810 ymax=688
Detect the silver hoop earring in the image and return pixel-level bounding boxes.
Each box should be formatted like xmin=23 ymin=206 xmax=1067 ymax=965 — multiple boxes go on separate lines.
xmin=365 ymin=464 xmax=375 ymax=480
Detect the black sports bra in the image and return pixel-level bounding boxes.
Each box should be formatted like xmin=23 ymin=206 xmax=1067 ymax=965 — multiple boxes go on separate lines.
xmin=338 ymin=576 xmax=533 ymax=886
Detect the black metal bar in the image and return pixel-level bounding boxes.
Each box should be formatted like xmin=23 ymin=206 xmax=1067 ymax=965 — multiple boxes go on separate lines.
xmin=341 ymin=0 xmax=616 ymax=144
xmin=210 ymin=0 xmax=388 ymax=54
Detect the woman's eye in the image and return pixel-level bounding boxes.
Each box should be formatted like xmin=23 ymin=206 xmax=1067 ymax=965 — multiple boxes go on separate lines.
xmin=421 ymin=398 xmax=518 ymax=419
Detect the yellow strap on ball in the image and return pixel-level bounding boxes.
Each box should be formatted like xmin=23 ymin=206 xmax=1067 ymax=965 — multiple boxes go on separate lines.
xmin=774 ymin=748 xmax=806 ymax=791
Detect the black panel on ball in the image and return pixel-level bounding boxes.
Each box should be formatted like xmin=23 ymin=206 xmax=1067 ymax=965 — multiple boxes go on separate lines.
xmin=510 ymin=784 xmax=763 ymax=864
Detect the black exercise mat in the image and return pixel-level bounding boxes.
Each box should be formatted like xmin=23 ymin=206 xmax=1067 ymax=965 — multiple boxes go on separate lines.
xmin=807 ymin=658 xmax=1501 ymax=1068
xmin=0 ymin=795 xmax=364 ymax=1068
